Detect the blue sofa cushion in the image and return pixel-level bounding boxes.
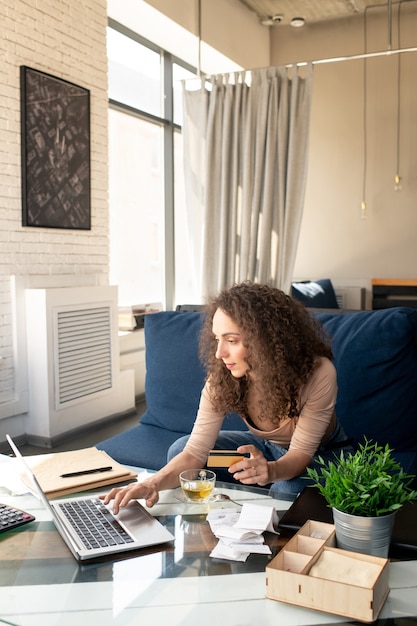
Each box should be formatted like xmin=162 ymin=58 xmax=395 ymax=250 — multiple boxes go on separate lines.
xmin=96 ymin=422 xmax=189 ymax=470
xmin=140 ymin=311 xmax=207 ymax=433
xmin=292 ymin=278 xmax=339 ymax=309
xmin=314 ymin=307 xmax=417 ymax=452
xmin=140 ymin=311 xmax=245 ymax=433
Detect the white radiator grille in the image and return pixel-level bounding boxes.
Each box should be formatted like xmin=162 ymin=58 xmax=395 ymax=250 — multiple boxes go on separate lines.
xmin=334 ymin=286 xmax=366 ymax=310
xmin=55 ymin=307 xmax=113 ymax=408
xmin=335 ymin=291 xmax=345 ymax=309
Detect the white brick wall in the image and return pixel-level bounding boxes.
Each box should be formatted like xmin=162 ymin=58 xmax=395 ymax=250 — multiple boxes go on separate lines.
xmin=0 ymin=0 xmax=108 ymax=415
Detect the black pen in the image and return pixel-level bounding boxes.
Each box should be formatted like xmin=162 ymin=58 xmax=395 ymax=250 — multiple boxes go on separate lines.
xmin=60 ymin=466 xmax=113 ymax=478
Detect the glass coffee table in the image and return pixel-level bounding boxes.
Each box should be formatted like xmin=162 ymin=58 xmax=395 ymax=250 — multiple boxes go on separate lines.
xmin=1 ymin=468 xmax=417 ymax=625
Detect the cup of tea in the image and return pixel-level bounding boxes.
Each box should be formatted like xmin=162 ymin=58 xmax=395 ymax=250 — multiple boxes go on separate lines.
xmin=179 ymin=469 xmax=216 ymax=503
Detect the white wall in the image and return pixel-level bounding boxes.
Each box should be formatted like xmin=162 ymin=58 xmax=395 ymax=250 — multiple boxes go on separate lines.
xmin=270 ymin=5 xmax=417 ymax=305
xmin=143 ymin=0 xmax=270 ymax=72
xmin=0 ymin=0 xmax=111 ymax=439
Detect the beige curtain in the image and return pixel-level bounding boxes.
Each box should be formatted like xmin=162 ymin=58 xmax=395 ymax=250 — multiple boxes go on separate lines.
xmin=183 ymin=64 xmax=313 ymax=299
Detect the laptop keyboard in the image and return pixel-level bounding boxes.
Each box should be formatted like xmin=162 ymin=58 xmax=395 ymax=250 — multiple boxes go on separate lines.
xmin=57 ymin=498 xmax=134 ymax=550
xmin=0 ymin=503 xmax=36 ymax=533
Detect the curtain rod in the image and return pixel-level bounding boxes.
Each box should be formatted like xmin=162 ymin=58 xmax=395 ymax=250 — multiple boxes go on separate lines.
xmin=182 ymin=46 xmax=417 ymax=83
xmin=295 ymin=45 xmax=417 ymax=67
xmin=183 ymin=45 xmax=417 ymax=84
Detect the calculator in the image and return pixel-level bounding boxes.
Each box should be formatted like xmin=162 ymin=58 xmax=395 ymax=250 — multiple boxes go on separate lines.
xmin=0 ymin=503 xmax=36 ymax=533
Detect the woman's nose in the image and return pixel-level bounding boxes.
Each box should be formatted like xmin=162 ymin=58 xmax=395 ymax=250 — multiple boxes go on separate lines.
xmin=215 ymin=341 xmax=227 ymax=360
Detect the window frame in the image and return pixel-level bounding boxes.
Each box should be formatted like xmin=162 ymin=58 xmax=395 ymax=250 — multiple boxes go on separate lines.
xmin=108 ymin=19 xmax=196 ymax=310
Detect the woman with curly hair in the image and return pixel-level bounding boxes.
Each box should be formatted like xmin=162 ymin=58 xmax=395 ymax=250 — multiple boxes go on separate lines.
xmin=102 ymin=282 xmax=353 ymax=513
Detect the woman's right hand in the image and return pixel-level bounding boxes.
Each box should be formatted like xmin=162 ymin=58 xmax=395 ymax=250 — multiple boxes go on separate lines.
xmin=100 ymin=450 xmax=203 ymax=513
xmin=100 ymin=480 xmax=159 ymax=513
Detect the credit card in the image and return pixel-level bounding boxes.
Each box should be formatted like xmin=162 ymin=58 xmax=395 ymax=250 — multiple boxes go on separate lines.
xmin=207 ymin=450 xmax=248 ymax=468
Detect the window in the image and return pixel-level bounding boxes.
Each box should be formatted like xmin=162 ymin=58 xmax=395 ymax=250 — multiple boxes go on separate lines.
xmin=108 ymin=109 xmax=164 ymax=304
xmin=107 ymin=22 xmax=197 ymax=309
xmin=108 ymin=28 xmax=161 ymax=116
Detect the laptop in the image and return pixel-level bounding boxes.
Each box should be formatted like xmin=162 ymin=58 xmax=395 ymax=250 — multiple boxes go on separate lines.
xmin=278 ymin=485 xmax=417 ymax=559
xmin=6 ymin=434 xmax=174 ymax=562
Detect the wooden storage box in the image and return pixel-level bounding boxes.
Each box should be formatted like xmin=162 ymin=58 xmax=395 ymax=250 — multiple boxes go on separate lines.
xmin=266 ymin=520 xmax=390 ymax=623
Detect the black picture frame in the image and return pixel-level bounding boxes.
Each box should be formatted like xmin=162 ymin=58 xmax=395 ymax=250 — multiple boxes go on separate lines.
xmin=20 ymin=66 xmax=91 ymax=229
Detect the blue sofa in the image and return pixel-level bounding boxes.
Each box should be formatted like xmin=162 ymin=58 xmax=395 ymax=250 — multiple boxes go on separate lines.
xmin=97 ymin=306 xmax=417 ymax=481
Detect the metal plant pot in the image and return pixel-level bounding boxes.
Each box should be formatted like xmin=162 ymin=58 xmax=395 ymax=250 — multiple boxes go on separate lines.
xmin=332 ymin=508 xmax=396 ymax=558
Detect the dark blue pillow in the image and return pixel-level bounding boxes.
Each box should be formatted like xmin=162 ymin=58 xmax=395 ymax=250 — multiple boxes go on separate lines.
xmin=292 ymin=279 xmax=339 ymax=309
xmin=314 ymin=307 xmax=417 ymax=451
xmin=140 ymin=310 xmax=245 ymax=433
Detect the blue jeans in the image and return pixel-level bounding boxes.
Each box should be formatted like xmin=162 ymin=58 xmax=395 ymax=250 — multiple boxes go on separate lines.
xmin=167 ymin=419 xmax=354 ymax=496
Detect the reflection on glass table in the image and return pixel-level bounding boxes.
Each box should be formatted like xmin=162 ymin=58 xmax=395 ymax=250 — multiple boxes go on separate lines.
xmin=1 ymin=475 xmax=417 ymax=626
xmin=0 ymin=480 xmax=294 ymax=587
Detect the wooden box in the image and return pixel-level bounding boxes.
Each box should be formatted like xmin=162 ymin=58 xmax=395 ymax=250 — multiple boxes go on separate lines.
xmin=266 ymin=520 xmax=390 ymax=623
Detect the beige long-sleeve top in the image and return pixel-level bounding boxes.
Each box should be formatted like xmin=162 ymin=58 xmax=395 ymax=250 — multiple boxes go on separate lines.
xmin=184 ymin=357 xmax=337 ymax=463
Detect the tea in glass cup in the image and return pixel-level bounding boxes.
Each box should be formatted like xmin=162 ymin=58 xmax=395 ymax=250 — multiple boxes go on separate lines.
xmin=179 ymin=469 xmax=216 ymax=502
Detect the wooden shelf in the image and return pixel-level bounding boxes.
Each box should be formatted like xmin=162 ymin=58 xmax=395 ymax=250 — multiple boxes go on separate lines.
xmin=372 ymin=279 xmax=417 ymax=310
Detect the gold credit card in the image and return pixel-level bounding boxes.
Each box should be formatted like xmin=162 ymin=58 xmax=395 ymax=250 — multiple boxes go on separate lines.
xmin=207 ymin=450 xmax=247 ymax=468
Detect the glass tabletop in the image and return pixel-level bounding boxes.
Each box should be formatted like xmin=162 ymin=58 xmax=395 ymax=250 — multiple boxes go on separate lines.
xmin=0 ymin=481 xmax=294 ymax=587
xmin=1 ymin=474 xmax=417 ymax=625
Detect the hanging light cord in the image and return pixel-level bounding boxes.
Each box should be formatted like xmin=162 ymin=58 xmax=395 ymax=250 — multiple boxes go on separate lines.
xmin=197 ymin=0 xmax=202 ymax=79
xmin=395 ymin=1 xmax=403 ymax=190
xmin=361 ymin=8 xmax=368 ymax=219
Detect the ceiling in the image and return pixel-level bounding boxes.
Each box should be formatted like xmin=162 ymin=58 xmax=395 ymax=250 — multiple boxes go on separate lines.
xmin=238 ymin=0 xmax=391 ymax=27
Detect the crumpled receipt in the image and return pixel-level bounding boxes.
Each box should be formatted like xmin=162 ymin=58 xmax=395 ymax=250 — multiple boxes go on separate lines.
xmin=207 ymin=503 xmax=279 ymax=562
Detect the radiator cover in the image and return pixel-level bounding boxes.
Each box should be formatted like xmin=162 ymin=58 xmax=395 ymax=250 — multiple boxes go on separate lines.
xmin=24 ymin=285 xmax=134 ymax=441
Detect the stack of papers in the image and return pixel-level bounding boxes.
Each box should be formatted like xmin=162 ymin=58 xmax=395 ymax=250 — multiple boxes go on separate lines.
xmin=207 ymin=502 xmax=279 ymax=562
xmin=17 ymin=448 xmax=137 ymax=498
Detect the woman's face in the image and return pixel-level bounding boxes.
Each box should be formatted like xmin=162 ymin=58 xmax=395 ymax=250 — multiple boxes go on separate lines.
xmin=212 ymin=308 xmax=249 ymax=378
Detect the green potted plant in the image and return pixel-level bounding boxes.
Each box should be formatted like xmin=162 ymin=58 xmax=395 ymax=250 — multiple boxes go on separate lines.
xmin=306 ymin=438 xmax=417 ymax=557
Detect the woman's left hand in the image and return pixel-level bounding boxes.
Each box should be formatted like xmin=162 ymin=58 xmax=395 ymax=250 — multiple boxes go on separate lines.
xmin=228 ymin=444 xmax=270 ymax=486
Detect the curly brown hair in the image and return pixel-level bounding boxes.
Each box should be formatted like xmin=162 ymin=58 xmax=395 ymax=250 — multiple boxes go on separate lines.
xmin=199 ymin=281 xmax=333 ymax=424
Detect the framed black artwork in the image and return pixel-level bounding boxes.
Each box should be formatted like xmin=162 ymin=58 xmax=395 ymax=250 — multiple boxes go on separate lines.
xmin=20 ymin=66 xmax=91 ymax=229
